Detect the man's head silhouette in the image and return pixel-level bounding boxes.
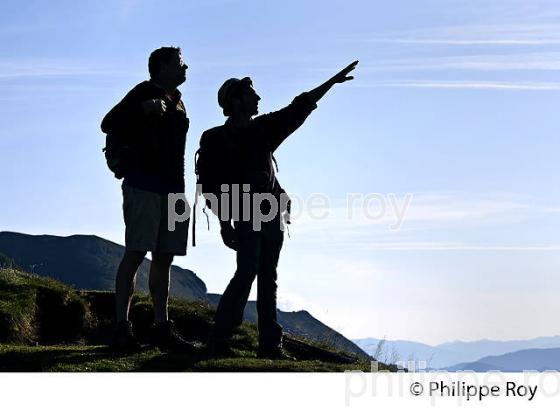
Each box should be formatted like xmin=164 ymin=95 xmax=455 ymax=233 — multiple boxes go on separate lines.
xmin=218 ymin=77 xmax=261 ymax=118
xmin=149 ymin=47 xmax=188 ymax=89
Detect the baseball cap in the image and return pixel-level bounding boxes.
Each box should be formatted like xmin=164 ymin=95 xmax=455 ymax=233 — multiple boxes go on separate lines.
xmin=217 ymin=76 xmax=253 ymax=116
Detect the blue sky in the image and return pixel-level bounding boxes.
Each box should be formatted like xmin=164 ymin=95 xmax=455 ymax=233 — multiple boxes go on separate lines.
xmin=1 ymin=0 xmax=560 ymax=344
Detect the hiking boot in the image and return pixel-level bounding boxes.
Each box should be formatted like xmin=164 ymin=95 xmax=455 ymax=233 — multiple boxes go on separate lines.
xmin=152 ymin=320 xmax=198 ymax=352
xmin=112 ymin=320 xmax=141 ymax=351
xmin=207 ymin=337 xmax=236 ymax=358
xmin=257 ymin=346 xmax=296 ymax=361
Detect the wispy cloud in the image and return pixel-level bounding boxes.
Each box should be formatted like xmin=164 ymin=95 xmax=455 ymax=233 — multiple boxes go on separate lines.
xmin=0 ymin=59 xmax=128 ymax=79
xmin=355 ymin=81 xmax=560 ymax=91
xmin=286 ymin=192 xmax=560 ymax=251
xmin=293 ymin=192 xmax=534 ymax=228
xmin=356 ymin=242 xmax=560 ymax=251
xmin=359 ymin=23 xmax=560 ymax=46
xmin=277 ymin=291 xmax=324 ymax=313
xmin=365 ymin=39 xmax=560 ymax=46
xmin=120 ymin=0 xmax=141 ymax=19
xmin=361 ymin=52 xmax=560 ymax=72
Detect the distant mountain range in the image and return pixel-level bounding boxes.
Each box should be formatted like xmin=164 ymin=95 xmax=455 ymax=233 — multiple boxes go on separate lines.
xmin=354 ymin=336 xmax=560 ymax=370
xmin=444 ymin=348 xmax=560 ymax=372
xmin=0 ymin=231 xmax=367 ymax=359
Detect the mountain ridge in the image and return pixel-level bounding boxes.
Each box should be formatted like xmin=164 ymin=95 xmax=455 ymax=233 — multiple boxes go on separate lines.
xmin=0 ymin=231 xmax=367 ymax=359
xmin=443 ymin=347 xmax=560 ymax=372
xmin=354 ymin=335 xmax=560 ymax=369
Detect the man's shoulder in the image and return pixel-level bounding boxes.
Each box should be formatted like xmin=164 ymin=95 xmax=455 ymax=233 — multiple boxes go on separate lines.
xmin=122 ymin=80 xmax=158 ymax=101
xmin=252 ymin=110 xmax=280 ymax=130
xmin=130 ymin=80 xmax=151 ymax=91
xmin=200 ymin=124 xmax=228 ymax=147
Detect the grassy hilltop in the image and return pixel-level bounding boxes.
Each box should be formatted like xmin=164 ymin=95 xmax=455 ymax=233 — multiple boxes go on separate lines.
xmin=0 ymin=231 xmax=371 ymax=359
xmin=0 ymin=268 xmax=394 ymax=372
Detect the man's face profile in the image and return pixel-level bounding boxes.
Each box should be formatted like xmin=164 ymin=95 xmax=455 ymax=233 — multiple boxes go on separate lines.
xmin=237 ymin=84 xmax=260 ymax=117
xmin=160 ymin=52 xmax=188 ymax=86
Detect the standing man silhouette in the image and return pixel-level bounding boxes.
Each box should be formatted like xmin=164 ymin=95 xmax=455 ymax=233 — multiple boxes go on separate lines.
xmin=198 ymin=61 xmax=358 ymax=359
xmin=101 ymin=47 xmax=192 ymax=351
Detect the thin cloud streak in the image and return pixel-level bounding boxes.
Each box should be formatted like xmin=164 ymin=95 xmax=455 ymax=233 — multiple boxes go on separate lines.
xmin=285 ymin=193 xmax=559 ymax=251
xmin=357 ymin=23 xmax=560 ymax=46
xmin=355 ymin=81 xmax=560 ymax=91
xmin=293 ymin=192 xmax=535 ymax=228
xmin=364 ymin=39 xmax=560 ymax=46
xmin=0 ymin=60 xmax=130 ymax=79
xmin=356 ymin=242 xmax=560 ymax=251
xmin=360 ymin=52 xmax=560 ymax=72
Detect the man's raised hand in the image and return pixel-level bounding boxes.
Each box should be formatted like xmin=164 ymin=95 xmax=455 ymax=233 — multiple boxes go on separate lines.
xmin=331 ymin=60 xmax=359 ymax=84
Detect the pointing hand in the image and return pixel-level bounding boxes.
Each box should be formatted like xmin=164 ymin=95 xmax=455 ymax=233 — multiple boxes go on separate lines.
xmin=331 ymin=60 xmax=359 ymax=84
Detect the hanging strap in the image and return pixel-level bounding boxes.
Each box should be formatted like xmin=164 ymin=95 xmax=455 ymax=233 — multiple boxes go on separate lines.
xmin=192 ymin=149 xmax=201 ymax=247
xmin=272 ymin=154 xmax=279 ymax=173
xmin=191 ymin=148 xmax=212 ymax=247
xmin=192 ymin=183 xmax=199 ymax=247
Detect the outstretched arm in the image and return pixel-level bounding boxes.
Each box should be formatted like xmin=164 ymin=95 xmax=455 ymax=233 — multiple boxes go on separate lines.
xmin=259 ymin=60 xmax=359 ymax=151
xmin=307 ymin=60 xmax=359 ymax=104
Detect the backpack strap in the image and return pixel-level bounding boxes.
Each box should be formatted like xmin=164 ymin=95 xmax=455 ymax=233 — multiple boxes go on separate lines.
xmin=191 ymin=148 xmax=211 ymax=247
xmin=272 ymin=154 xmax=279 ymax=173
xmin=192 ymin=149 xmax=201 ymax=247
xmin=192 ymin=183 xmax=199 ymax=247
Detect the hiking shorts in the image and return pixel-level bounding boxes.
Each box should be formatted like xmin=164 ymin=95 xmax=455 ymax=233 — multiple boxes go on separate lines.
xmin=122 ymin=183 xmax=190 ymax=256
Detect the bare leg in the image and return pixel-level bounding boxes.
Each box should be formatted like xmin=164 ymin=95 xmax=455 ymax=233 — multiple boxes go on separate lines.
xmin=115 ymin=250 xmax=146 ymax=323
xmin=149 ymin=252 xmax=174 ymax=323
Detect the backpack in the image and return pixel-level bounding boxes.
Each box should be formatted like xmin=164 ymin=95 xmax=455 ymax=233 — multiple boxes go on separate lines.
xmin=191 ymin=134 xmax=289 ymax=247
xmin=102 ymin=133 xmax=134 ymax=180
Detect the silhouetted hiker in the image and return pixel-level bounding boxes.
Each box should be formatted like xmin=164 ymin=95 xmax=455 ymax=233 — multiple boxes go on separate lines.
xmin=196 ymin=60 xmax=358 ymax=359
xmin=101 ymin=47 xmax=193 ymax=351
